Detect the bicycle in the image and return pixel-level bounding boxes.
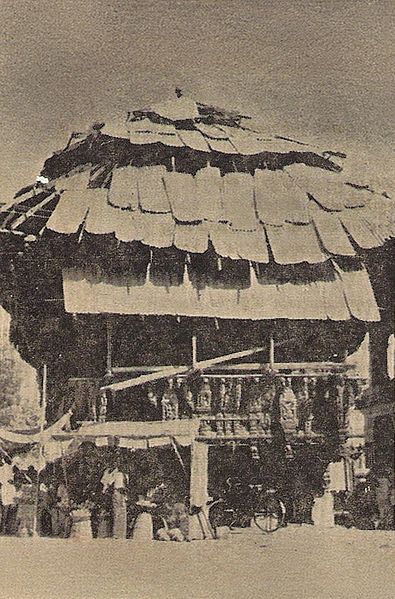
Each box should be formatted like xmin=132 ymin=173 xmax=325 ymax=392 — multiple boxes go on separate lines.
xmin=252 ymin=487 xmax=286 ymax=533
xmin=208 ymin=478 xmax=286 ymax=536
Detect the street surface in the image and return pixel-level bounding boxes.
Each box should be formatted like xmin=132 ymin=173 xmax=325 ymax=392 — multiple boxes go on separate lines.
xmin=0 ymin=526 xmax=394 ymax=599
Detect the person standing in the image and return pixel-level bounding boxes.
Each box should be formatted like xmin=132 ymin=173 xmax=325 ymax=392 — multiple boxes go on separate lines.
xmin=100 ymin=466 xmax=128 ymax=538
xmin=293 ymin=476 xmax=314 ymax=524
xmin=347 ymin=483 xmax=377 ymax=530
xmin=51 ymin=482 xmax=71 ymax=537
xmin=0 ymin=461 xmax=18 ymax=535
xmin=112 ymin=468 xmax=128 ymax=539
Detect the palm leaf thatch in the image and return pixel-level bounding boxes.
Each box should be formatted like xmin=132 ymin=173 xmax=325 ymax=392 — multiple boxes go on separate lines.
xmin=0 ymin=94 xmax=393 ymax=322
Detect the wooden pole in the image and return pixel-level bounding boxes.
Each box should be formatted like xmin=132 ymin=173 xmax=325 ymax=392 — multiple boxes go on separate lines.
xmin=106 ymin=316 xmax=113 ymax=377
xmin=269 ymin=333 xmax=275 ymax=369
xmin=189 ymin=441 xmax=212 ymax=540
xmin=42 ymin=364 xmax=47 ymax=420
xmin=33 ymin=364 xmax=47 ymax=536
xmin=192 ymin=335 xmax=197 ymax=369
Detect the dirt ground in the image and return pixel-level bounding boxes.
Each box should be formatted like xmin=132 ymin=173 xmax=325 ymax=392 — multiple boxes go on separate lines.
xmin=0 ymin=525 xmax=394 ymax=599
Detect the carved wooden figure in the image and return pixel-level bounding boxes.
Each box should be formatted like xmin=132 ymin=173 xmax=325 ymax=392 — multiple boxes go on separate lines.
xmin=99 ymin=391 xmax=108 ymax=423
xmin=308 ymin=377 xmax=318 ymax=431
xmin=218 ymin=378 xmax=227 ymax=413
xmin=196 ymin=378 xmax=212 ymax=413
xmin=279 ymin=377 xmax=298 ymax=433
xmin=234 ymin=378 xmax=243 ymax=413
xmin=248 ymin=377 xmax=263 ymax=414
xmin=295 ymin=376 xmax=310 ymax=431
xmin=161 ymin=378 xmax=179 ymax=420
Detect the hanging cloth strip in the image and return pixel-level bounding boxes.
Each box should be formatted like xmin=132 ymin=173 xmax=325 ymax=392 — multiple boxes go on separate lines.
xmin=0 ymin=411 xmax=72 ymax=445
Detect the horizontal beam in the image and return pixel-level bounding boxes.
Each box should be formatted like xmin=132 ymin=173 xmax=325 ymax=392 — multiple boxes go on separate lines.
xmin=112 ymin=366 xmax=181 ymax=373
xmin=101 ymin=346 xmax=266 ymax=392
xmin=111 ymin=361 xmax=355 ymax=374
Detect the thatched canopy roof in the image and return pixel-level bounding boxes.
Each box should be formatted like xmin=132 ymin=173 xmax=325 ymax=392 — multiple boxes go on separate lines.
xmin=1 ymin=94 xmax=393 ymax=323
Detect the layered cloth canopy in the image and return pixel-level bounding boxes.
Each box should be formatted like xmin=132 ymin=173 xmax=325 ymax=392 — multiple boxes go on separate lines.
xmin=1 ymin=95 xmax=393 ymax=323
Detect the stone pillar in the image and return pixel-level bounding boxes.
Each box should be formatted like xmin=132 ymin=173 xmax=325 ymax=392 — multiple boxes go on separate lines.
xmin=188 ymin=441 xmax=211 ymax=540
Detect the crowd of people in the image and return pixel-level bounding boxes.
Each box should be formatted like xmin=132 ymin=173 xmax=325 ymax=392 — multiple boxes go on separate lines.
xmin=0 ymin=450 xmax=393 ymax=538
xmin=0 ymin=449 xmax=188 ymax=539
xmin=0 ymin=456 xmax=72 ymax=537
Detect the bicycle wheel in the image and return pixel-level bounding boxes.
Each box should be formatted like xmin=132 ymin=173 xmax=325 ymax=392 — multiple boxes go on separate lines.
xmin=208 ymin=500 xmax=226 ymax=529
xmin=254 ymin=510 xmax=280 ymax=533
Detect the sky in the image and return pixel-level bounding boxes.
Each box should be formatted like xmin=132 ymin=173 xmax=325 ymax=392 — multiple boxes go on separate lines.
xmin=0 ymin=0 xmax=394 ymax=200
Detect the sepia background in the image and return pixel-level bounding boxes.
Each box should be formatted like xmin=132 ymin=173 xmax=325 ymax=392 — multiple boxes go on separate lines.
xmin=0 ymin=0 xmax=394 ymax=202
xmin=0 ymin=2 xmax=394 ymax=599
